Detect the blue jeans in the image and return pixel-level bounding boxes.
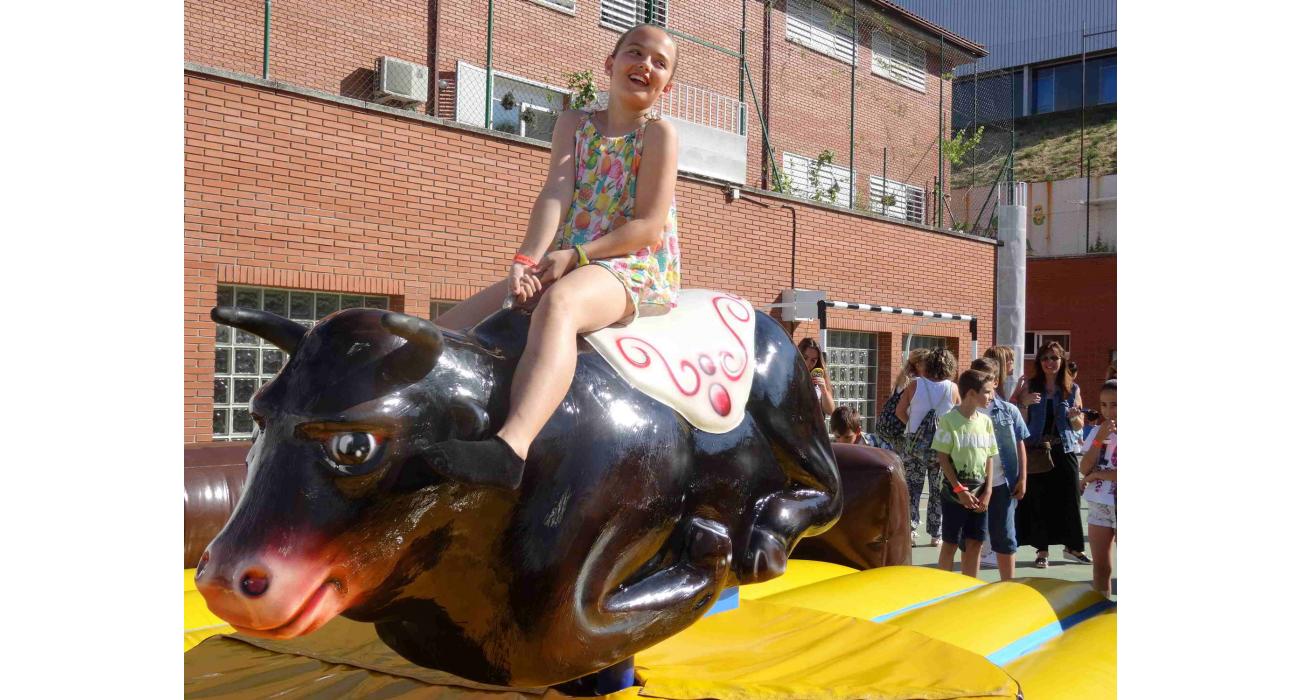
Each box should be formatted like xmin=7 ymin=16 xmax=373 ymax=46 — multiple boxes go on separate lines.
xmin=969 ymin=483 xmax=1018 ymax=554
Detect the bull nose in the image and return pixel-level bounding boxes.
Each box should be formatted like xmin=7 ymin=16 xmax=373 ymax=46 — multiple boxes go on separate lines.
xmin=240 ymin=567 xmax=271 ymax=597
xmin=195 ymin=551 xmax=210 ymax=579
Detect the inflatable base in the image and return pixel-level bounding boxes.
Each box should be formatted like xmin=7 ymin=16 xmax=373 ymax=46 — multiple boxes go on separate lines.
xmin=184 ymin=562 xmax=1116 ymax=699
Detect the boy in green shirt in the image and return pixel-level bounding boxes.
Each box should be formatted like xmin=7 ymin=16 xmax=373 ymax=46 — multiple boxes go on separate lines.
xmin=931 ymin=369 xmax=1000 ymax=577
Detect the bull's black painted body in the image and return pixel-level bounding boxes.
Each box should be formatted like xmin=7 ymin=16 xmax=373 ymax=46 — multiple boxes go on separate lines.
xmin=196 ymin=304 xmax=840 ymax=687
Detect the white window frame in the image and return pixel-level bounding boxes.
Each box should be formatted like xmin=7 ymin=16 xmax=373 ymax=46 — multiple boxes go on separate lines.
xmin=871 ymin=28 xmax=927 ymax=93
xmin=867 ymin=175 xmax=924 ymax=224
xmin=1025 ymin=331 xmax=1071 ymax=359
xmin=527 ymin=0 xmax=577 ymax=15
xmin=786 ymin=0 xmax=857 ymax=65
xmin=825 ymin=330 xmax=879 ymax=431
xmin=213 ymin=285 xmax=390 ymax=441
xmin=783 ymin=152 xmax=852 ymax=208
xmin=599 ymin=0 xmax=668 ymax=33
xmin=455 ymin=61 xmax=569 ymax=139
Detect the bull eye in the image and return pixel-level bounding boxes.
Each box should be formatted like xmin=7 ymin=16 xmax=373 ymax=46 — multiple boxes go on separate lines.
xmin=328 ymin=432 xmax=378 ymax=471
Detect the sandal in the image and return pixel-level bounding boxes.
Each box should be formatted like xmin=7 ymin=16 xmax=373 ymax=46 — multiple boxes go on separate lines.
xmin=1064 ymin=550 xmax=1092 ymax=564
xmin=1034 ymin=552 xmax=1049 ymax=569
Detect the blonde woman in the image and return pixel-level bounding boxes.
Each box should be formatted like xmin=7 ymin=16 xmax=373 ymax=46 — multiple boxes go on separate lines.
xmin=876 ymin=349 xmax=927 ymax=450
xmin=895 ymin=347 xmax=960 ymax=546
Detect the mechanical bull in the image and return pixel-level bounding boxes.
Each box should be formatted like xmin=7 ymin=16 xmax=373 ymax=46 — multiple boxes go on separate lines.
xmin=195 ymin=294 xmax=841 ymax=687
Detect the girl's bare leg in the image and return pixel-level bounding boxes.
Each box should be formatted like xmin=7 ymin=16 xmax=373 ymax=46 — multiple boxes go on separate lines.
xmin=497 ymin=265 xmax=634 ymax=459
xmin=938 ymin=542 xmax=958 ymax=572
xmin=996 ymin=553 xmax=1015 ymax=581
xmin=1088 ymin=523 xmax=1114 ymax=597
xmin=960 ymin=539 xmax=982 ymax=578
xmin=433 ymin=279 xmax=515 ymax=330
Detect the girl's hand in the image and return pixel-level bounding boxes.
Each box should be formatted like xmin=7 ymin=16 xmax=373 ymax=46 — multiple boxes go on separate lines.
xmin=1012 ymin=480 xmax=1026 ymax=500
xmin=1067 ymin=405 xmax=1083 ymax=419
xmin=1096 ymin=419 xmax=1115 ymax=440
xmin=537 ymin=249 xmax=579 ymax=285
xmin=811 ymin=376 xmax=827 ymax=391
xmin=979 ymin=489 xmax=992 ymax=511
xmin=1025 ymin=392 xmax=1042 ymax=406
xmin=508 ymin=262 xmax=542 ymax=304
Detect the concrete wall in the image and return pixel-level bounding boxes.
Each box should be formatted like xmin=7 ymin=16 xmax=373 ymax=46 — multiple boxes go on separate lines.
xmin=951 ymin=173 xmax=1116 ymax=257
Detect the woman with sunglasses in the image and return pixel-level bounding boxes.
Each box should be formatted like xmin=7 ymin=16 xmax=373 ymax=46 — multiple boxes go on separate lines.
xmin=798 ymin=337 xmax=836 ymax=416
xmin=1016 ymin=341 xmax=1091 ymax=568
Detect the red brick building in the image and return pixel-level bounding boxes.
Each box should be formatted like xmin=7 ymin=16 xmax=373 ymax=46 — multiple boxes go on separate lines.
xmin=184 ymin=0 xmax=994 ymax=444
xmin=1025 ymin=253 xmax=1117 ymax=408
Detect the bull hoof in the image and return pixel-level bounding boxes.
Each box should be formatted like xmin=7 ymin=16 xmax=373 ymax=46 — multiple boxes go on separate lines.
xmin=742 ymin=528 xmax=788 ymax=583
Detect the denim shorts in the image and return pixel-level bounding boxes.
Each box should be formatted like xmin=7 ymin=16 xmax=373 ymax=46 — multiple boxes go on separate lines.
xmin=941 ymin=496 xmax=987 ymax=545
xmin=965 ymin=483 xmax=1017 ymax=554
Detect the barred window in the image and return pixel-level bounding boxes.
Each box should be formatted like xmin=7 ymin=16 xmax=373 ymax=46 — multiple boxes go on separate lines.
xmin=904 ymin=334 xmax=949 ymax=354
xmin=213 ymin=285 xmax=389 ymax=440
xmin=430 ymin=300 xmax=458 ymax=321
xmin=783 ymin=152 xmax=852 ymax=208
xmin=530 ymin=0 xmax=576 ymax=12
xmin=786 ymin=0 xmax=856 ymax=65
xmin=600 ymin=0 xmax=668 ymax=32
xmin=825 ymin=331 xmax=879 ymax=431
xmin=871 ymin=28 xmax=927 ymax=93
xmin=868 ymin=175 xmax=924 ymax=224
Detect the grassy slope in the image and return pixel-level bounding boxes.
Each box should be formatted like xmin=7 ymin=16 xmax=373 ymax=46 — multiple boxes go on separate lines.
xmin=953 ymin=105 xmax=1117 ymax=187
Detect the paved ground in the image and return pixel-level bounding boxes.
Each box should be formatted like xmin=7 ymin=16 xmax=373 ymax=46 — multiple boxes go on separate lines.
xmin=906 ymin=484 xmax=1117 ymax=597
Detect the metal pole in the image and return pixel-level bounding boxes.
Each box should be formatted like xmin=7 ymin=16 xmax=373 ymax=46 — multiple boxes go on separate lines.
xmin=848 ymin=1 xmax=857 ymax=205
xmin=937 ymin=37 xmax=945 ymax=229
xmin=262 ymin=0 xmax=271 ymax=80
xmin=1079 ymin=23 xmax=1086 ymax=177
xmin=1085 ymin=155 xmax=1092 ymax=252
xmin=484 ymin=0 xmax=494 ymax=129
xmin=738 ymin=0 xmax=747 ymax=136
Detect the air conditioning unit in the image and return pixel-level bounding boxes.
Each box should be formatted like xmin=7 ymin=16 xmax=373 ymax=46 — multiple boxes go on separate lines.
xmin=374 ymin=57 xmax=429 ymax=106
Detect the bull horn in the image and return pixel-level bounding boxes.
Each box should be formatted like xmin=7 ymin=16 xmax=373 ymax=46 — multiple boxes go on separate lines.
xmin=211 ymin=306 xmax=305 ymax=354
xmin=381 ymin=312 xmax=444 ymax=381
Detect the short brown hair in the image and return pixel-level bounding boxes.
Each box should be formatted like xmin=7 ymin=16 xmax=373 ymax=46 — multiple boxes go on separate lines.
xmin=958 ymin=369 xmax=995 ymax=398
xmin=829 ymin=405 xmax=861 ymax=436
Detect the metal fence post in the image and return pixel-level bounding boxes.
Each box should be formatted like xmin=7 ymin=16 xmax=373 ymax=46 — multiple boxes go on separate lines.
xmin=262 ymin=0 xmax=271 ymax=79
xmin=484 ymin=0 xmax=494 ymax=129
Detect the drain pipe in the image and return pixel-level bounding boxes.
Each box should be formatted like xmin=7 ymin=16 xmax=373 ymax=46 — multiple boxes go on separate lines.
xmin=781 ymin=204 xmax=797 ymax=289
xmin=429 ymin=0 xmax=441 ymax=116
xmin=262 ymin=0 xmax=271 ymax=79
xmin=761 ymin=1 xmax=773 ymax=190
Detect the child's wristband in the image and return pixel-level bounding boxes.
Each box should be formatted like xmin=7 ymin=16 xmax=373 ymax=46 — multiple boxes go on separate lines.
xmin=951 ymin=483 xmax=968 ymax=494
xmin=574 ymin=244 xmax=590 ymax=267
xmin=513 ymin=253 xmax=539 ymax=268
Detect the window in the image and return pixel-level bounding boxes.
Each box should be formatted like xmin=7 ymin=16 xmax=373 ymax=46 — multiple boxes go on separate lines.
xmin=600 ymin=0 xmax=667 ymax=32
xmin=1033 ymin=55 xmax=1114 ymax=114
xmin=1025 ymin=331 xmax=1070 ymax=358
xmin=783 ymin=152 xmax=852 ymax=208
xmin=867 ymin=175 xmax=924 ymax=224
xmin=213 ymin=285 xmax=389 ymax=440
xmin=786 ymin=0 xmax=856 ymax=65
xmin=871 ymin=28 xmax=927 ymax=92
xmin=530 ymin=0 xmax=576 ymax=12
xmin=491 ymin=74 xmax=564 ymax=142
xmin=430 ymin=300 xmax=458 ymax=321
xmin=904 ymin=334 xmax=949 ymax=353
xmin=826 ymin=331 xmax=879 ymax=431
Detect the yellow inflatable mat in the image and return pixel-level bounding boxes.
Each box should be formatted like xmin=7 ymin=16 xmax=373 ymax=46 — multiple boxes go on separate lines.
xmin=184 ymin=568 xmax=233 ymax=651
xmin=633 ymin=598 xmax=1019 ymax=699
xmin=1004 ymin=608 xmax=1117 ymax=700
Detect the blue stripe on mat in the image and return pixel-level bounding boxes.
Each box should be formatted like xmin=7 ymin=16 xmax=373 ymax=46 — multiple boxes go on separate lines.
xmin=986 ymin=600 xmax=1116 ymax=666
xmin=870 ymin=585 xmax=983 ymax=623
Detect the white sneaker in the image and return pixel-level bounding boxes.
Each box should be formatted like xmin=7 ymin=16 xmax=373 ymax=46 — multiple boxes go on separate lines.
xmin=980 ymin=550 xmax=998 ymax=569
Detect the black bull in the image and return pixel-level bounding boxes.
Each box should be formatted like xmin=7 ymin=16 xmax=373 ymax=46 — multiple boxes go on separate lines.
xmin=195 ymin=304 xmax=842 ymax=686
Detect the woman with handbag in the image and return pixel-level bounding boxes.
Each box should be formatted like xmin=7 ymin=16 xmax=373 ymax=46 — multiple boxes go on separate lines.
xmin=1015 ymin=341 xmax=1091 ymax=569
xmin=895 ymin=347 xmax=960 ymax=547
xmin=876 ymin=349 xmax=927 ymax=451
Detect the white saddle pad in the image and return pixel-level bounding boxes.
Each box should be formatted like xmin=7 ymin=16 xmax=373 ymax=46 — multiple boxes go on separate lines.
xmin=584 ymin=289 xmax=756 ymax=434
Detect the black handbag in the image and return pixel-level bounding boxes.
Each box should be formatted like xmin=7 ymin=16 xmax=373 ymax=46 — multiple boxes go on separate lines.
xmin=1026 ymin=439 xmax=1055 ymax=474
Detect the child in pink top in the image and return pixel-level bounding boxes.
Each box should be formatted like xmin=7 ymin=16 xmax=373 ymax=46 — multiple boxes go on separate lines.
xmin=1080 ymin=379 xmax=1118 ymax=597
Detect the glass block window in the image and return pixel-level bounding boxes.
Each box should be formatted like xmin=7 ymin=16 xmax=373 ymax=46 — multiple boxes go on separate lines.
xmin=825 ymin=330 xmax=879 ymax=431
xmin=213 ymin=285 xmax=389 ymax=440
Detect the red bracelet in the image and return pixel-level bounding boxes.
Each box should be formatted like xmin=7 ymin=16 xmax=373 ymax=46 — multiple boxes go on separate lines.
xmin=513 ymin=253 xmax=539 ymax=268
xmin=951 ymin=484 xmax=968 ymax=494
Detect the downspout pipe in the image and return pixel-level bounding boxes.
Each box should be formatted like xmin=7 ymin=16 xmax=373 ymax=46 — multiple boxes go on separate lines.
xmin=429 ymin=0 xmax=440 ymax=116
xmin=762 ymin=1 xmax=772 ymax=190
xmin=781 ymin=204 xmax=797 ymax=289
xmin=262 ymin=0 xmax=271 ymax=80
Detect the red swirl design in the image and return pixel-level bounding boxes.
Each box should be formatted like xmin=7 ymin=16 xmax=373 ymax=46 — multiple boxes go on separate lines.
xmin=711 ymin=295 xmax=751 ymax=380
xmin=615 ymin=336 xmax=702 ymax=396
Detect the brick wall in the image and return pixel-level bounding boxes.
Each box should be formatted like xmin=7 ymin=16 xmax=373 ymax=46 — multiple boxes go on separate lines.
xmin=185 ymin=0 xmax=964 ymax=201
xmin=184 ymin=70 xmax=995 ymax=442
xmin=1025 ymin=254 xmax=1116 ymax=408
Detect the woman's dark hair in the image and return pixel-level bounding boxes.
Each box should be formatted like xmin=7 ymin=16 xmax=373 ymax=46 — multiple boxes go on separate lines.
xmin=1028 ymin=341 xmax=1074 ymax=396
xmin=797 ymin=337 xmax=827 ymax=375
xmin=1100 ymin=379 xmax=1117 ymax=395
xmin=829 ymin=405 xmax=861 ymax=437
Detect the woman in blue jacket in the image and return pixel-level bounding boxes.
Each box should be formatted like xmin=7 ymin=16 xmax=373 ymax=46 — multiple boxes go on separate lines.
xmin=1015 ymin=342 xmax=1091 ymax=569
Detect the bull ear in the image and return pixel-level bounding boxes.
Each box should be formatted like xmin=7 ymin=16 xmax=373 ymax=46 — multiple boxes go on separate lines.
xmin=211 ymin=306 xmax=305 ymax=354
xmin=381 ymin=312 xmax=444 ymax=382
